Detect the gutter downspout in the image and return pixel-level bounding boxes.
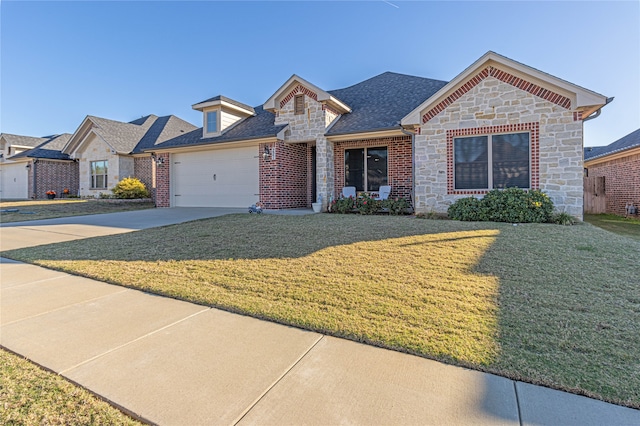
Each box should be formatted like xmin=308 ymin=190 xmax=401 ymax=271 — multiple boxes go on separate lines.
xmin=32 ymin=159 xmax=37 ymax=199
xmin=399 ymin=125 xmax=416 ymax=211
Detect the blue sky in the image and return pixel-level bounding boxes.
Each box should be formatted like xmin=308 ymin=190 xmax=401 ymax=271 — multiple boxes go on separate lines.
xmin=1 ymin=1 xmax=638 ymax=147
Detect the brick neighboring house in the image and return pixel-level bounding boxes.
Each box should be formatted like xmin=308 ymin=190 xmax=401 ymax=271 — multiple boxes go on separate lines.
xmin=151 ymin=51 xmax=609 ymax=219
xmin=0 ymin=133 xmax=76 ymax=199
xmin=61 ymin=114 xmax=197 ymax=200
xmin=584 ymin=128 xmax=640 ymax=216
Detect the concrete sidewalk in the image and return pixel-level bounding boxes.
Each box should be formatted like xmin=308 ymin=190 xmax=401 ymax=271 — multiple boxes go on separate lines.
xmin=1 ymin=209 xmax=639 ymax=424
xmin=2 ymin=260 xmax=639 ymax=425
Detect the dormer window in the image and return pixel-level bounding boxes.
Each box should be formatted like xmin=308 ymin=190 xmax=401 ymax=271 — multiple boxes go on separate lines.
xmin=206 ymin=111 xmax=218 ymax=134
xmin=294 ymin=95 xmax=305 ymax=115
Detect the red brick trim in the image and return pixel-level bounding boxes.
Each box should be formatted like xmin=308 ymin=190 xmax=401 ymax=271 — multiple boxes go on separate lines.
xmin=322 ymin=104 xmax=340 ymax=117
xmin=446 ymin=122 xmax=540 ymax=195
xmin=422 ymin=66 xmax=572 ymax=123
xmin=573 ymin=111 xmax=583 ymax=121
xmin=280 ymin=85 xmax=318 ymax=108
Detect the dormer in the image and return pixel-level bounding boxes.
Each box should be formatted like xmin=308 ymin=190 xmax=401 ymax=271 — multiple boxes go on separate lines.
xmin=192 ymin=95 xmax=256 ymax=138
xmin=263 ymin=75 xmax=351 ymax=127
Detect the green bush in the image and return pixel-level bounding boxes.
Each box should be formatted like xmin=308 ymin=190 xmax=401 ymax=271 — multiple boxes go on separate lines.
xmin=551 ymin=212 xmax=578 ymax=225
xmin=331 ymin=196 xmax=355 ymax=214
xmin=382 ymin=197 xmax=410 ymax=215
xmin=112 ymin=177 xmax=150 ymax=199
xmin=356 ymin=194 xmax=380 ymax=215
xmin=448 ymin=188 xmax=554 ymax=223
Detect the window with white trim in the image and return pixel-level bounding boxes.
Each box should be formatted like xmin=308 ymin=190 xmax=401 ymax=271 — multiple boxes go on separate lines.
xmin=206 ymin=111 xmax=218 ymax=133
xmin=90 ymin=160 xmax=108 ymax=189
xmin=454 ymin=132 xmax=529 ymax=190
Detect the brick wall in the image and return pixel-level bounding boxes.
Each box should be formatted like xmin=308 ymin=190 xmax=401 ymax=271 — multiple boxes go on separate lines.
xmin=586 ymin=151 xmax=640 ymax=215
xmin=259 ymin=141 xmax=309 ymax=209
xmin=31 ymin=160 xmax=79 ymax=199
xmin=134 ymin=156 xmax=155 ymax=201
xmin=155 ymin=153 xmax=170 ymax=207
xmin=334 ymin=136 xmax=412 ymax=202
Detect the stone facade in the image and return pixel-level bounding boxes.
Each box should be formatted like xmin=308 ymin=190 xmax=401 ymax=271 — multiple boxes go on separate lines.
xmin=415 ymin=73 xmax=584 ymax=218
xmin=586 ymin=151 xmax=640 ymax=215
xmin=274 ymin=85 xmax=337 ymax=210
xmin=334 ymin=136 xmax=412 ymax=201
xmin=77 ymin=134 xmax=121 ymax=197
xmin=28 ymin=160 xmax=79 ymax=199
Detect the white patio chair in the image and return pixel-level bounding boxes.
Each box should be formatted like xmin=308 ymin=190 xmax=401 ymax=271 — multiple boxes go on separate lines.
xmin=374 ymin=185 xmax=391 ymax=200
xmin=342 ymin=186 xmax=356 ymax=198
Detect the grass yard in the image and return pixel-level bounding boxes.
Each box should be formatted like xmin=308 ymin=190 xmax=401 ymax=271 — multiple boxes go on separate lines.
xmin=584 ymin=213 xmax=640 ymax=241
xmin=3 ymin=214 xmax=640 ymax=409
xmin=0 ymin=348 xmax=142 ymax=425
xmin=0 ymin=199 xmax=154 ymax=223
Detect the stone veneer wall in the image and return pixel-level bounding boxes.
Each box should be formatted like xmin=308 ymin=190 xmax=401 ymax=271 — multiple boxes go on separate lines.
xmin=275 ymin=85 xmax=334 ymax=210
xmin=155 ymin=153 xmax=171 ymax=207
xmin=415 ymin=74 xmax=584 ymax=218
xmin=29 ymin=160 xmax=79 ymax=199
xmin=134 ymin=156 xmax=155 ymax=201
xmin=334 ymin=136 xmax=412 ymax=202
xmin=586 ymin=152 xmax=640 ymax=215
xmin=259 ymin=141 xmax=309 ymax=209
xmin=77 ymin=134 xmax=121 ymax=197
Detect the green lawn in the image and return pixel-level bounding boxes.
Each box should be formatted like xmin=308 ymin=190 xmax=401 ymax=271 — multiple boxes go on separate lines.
xmin=0 ymin=348 xmax=142 ymax=425
xmin=584 ymin=213 xmax=640 ymax=241
xmin=3 ymin=214 xmax=639 ymax=409
xmin=0 ymin=199 xmax=154 ymax=223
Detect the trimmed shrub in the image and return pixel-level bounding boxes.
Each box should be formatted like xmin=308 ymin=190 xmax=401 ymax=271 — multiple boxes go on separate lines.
xmin=356 ymin=194 xmax=380 ymax=215
xmin=331 ymin=196 xmax=355 ymax=214
xmin=112 ymin=177 xmax=150 ymax=199
xmin=448 ymin=188 xmax=554 ymax=223
xmin=382 ymin=197 xmax=410 ymax=215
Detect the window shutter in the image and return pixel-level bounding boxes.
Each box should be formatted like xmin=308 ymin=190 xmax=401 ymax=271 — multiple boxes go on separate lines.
xmin=294 ymin=95 xmax=304 ymax=115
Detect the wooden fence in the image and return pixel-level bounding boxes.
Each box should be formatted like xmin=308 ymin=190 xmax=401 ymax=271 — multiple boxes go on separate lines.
xmin=584 ymin=176 xmax=606 ymax=214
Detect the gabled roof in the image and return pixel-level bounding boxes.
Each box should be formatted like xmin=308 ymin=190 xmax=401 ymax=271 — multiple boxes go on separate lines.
xmin=0 ymin=133 xmax=48 ymax=148
xmin=10 ymin=134 xmax=73 ymax=160
xmin=402 ymin=51 xmax=610 ymax=126
xmin=326 ymin=72 xmax=447 ymax=136
xmin=151 ymin=105 xmax=287 ymax=151
xmin=263 ymin=74 xmax=351 ymax=113
xmin=63 ymin=114 xmax=197 ymax=155
xmin=585 ymin=128 xmax=640 ymax=162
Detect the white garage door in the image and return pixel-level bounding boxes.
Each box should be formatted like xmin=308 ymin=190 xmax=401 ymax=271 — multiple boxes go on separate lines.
xmin=0 ymin=162 xmax=29 ymax=200
xmin=172 ymin=145 xmax=259 ymax=207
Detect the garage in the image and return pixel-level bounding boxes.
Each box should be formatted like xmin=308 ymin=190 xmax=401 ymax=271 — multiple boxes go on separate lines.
xmin=0 ymin=162 xmax=29 ymax=199
xmin=172 ymin=145 xmax=259 ymax=207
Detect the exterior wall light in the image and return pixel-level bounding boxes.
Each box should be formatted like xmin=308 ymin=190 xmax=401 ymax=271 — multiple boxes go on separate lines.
xmin=263 ymin=145 xmax=271 ymax=160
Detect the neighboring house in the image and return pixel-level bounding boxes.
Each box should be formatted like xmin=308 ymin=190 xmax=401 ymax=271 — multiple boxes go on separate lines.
xmin=61 ymin=114 xmax=197 ymax=198
xmin=0 ymin=133 xmax=73 ymax=199
xmin=584 ymin=128 xmax=640 ymax=215
xmin=151 ymin=51 xmax=609 ymax=219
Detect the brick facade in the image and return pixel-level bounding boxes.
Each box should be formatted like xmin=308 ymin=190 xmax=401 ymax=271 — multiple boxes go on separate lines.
xmin=259 ymin=141 xmax=310 ymax=209
xmin=586 ymin=151 xmax=640 ymax=215
xmin=155 ymin=153 xmax=170 ymax=207
xmin=134 ymin=156 xmax=155 ymax=201
xmin=28 ymin=160 xmax=79 ymax=199
xmin=334 ymin=136 xmax=413 ymax=202
xmin=415 ymin=73 xmax=584 ymax=219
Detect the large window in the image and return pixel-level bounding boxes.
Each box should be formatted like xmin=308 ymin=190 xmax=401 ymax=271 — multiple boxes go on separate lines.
xmin=90 ymin=160 xmax=108 ymax=189
xmin=454 ymin=132 xmax=529 ymax=190
xmin=345 ymin=147 xmax=388 ymax=191
xmin=206 ymin=111 xmax=217 ymax=133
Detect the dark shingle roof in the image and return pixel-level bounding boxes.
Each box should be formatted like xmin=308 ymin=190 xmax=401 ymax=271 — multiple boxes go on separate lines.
xmin=10 ymin=134 xmax=73 ymax=160
xmin=585 ymin=128 xmax=640 ymax=161
xmin=325 ymin=72 xmax=448 ymax=135
xmin=153 ymin=105 xmax=287 ymax=150
xmin=0 ymin=133 xmax=48 ymax=148
xmin=194 ymin=95 xmax=255 ymax=114
xmin=85 ymin=115 xmax=196 ymax=154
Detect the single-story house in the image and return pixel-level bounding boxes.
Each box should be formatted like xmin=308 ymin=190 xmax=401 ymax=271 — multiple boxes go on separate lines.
xmin=150 ymin=51 xmax=610 ymax=219
xmin=584 ymin=128 xmax=640 ymax=215
xmin=61 ymin=114 xmax=197 ymax=198
xmin=0 ymin=133 xmax=73 ymax=199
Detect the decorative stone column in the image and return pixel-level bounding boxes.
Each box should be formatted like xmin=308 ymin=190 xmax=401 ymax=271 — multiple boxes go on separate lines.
xmin=315 ymin=136 xmax=334 ymax=211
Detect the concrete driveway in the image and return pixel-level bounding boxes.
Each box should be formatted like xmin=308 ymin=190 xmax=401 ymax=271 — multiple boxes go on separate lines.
xmin=0 ymin=207 xmax=245 ymax=251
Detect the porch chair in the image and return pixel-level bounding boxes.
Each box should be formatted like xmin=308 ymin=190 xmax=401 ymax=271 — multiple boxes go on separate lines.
xmin=375 ymin=185 xmax=391 ymax=200
xmin=342 ymin=186 xmax=356 ymax=198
